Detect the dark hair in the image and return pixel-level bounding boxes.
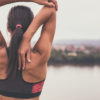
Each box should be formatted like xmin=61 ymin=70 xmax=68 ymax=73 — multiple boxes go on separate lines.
xmin=7 ymin=6 xmax=34 ymax=79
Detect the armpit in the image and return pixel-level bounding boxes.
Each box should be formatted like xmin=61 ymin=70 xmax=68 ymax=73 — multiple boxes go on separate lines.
xmin=31 ymin=48 xmax=41 ymax=55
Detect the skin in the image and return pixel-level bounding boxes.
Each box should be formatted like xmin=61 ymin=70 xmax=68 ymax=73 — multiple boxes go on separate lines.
xmin=0 ymin=6 xmax=56 ymax=100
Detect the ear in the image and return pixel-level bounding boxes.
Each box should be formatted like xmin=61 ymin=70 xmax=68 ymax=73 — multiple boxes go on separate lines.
xmin=0 ymin=31 xmax=7 ymax=48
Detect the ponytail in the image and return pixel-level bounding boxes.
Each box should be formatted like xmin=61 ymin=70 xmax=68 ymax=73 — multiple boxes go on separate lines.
xmin=7 ymin=27 xmax=23 ymax=79
xmin=7 ymin=6 xmax=34 ymax=79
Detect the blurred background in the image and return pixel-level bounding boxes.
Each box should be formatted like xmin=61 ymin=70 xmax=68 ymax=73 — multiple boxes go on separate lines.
xmin=0 ymin=0 xmax=100 ymax=100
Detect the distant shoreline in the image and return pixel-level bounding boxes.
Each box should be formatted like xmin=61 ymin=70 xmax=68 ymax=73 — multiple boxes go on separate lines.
xmin=48 ymin=62 xmax=100 ymax=67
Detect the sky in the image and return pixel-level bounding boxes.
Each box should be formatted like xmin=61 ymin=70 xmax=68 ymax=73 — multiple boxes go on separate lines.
xmin=0 ymin=0 xmax=100 ymax=46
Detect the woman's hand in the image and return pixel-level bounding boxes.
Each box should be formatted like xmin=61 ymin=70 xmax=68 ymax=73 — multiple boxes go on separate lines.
xmin=44 ymin=1 xmax=55 ymax=8
xmin=50 ymin=0 xmax=58 ymax=11
xmin=18 ymin=35 xmax=31 ymax=70
xmin=32 ymin=0 xmax=55 ymax=7
xmin=44 ymin=0 xmax=58 ymax=11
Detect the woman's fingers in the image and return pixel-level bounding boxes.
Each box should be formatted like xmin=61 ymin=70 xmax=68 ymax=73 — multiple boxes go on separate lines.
xmin=18 ymin=49 xmax=26 ymax=70
xmin=54 ymin=1 xmax=58 ymax=11
xmin=51 ymin=0 xmax=58 ymax=11
xmin=46 ymin=0 xmax=58 ymax=11
xmin=27 ymin=49 xmax=31 ymax=63
xmin=21 ymin=52 xmax=26 ymax=70
xmin=45 ymin=2 xmax=55 ymax=7
xmin=17 ymin=37 xmax=31 ymax=70
xmin=18 ymin=46 xmax=31 ymax=70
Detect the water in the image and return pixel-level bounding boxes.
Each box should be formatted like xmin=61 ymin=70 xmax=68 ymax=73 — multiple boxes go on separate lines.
xmin=40 ymin=65 xmax=100 ymax=100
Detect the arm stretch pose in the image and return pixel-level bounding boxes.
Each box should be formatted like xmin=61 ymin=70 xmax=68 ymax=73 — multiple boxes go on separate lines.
xmin=0 ymin=4 xmax=56 ymax=100
xmin=0 ymin=0 xmax=58 ymax=69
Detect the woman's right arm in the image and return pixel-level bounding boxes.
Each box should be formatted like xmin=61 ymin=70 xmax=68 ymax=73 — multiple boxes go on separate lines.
xmin=18 ymin=6 xmax=56 ymax=70
xmin=33 ymin=7 xmax=56 ymax=65
xmin=25 ymin=6 xmax=56 ymax=68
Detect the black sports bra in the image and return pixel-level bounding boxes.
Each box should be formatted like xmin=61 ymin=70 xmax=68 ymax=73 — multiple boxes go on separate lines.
xmin=0 ymin=47 xmax=45 ymax=99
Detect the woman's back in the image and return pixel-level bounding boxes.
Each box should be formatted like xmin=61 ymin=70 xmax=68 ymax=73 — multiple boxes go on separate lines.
xmin=0 ymin=6 xmax=45 ymax=100
xmin=0 ymin=47 xmax=46 ymax=100
xmin=0 ymin=47 xmax=47 ymax=81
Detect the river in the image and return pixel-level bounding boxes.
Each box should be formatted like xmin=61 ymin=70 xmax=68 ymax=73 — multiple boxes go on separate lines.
xmin=40 ymin=65 xmax=100 ymax=100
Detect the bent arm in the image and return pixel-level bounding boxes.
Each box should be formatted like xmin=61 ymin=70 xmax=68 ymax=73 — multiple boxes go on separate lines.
xmin=0 ymin=0 xmax=49 ymax=6
xmin=34 ymin=7 xmax=56 ymax=64
xmin=33 ymin=7 xmax=56 ymax=55
xmin=24 ymin=6 xmax=56 ymax=66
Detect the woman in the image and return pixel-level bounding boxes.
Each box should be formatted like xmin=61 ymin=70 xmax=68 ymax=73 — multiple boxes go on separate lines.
xmin=0 ymin=4 xmax=56 ymax=100
xmin=0 ymin=0 xmax=58 ymax=71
